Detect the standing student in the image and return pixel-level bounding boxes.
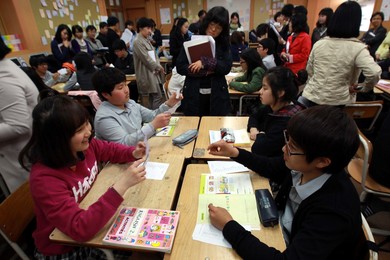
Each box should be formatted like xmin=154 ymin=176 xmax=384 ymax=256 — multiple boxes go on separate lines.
xmin=96 ymin=21 xmax=108 ymax=47
xmin=93 ymin=68 xmax=182 ymax=146
xmin=133 ymin=17 xmax=165 ymax=109
xmin=19 ymin=95 xmax=146 ymax=258
xmin=169 ymin=17 xmax=191 ymax=69
xmin=311 ymin=7 xmax=333 ymax=46
xmin=121 ymin=20 xmax=137 ymax=54
xmin=106 ymin=16 xmax=121 ymax=63
xmin=247 ymin=67 xmax=305 ymax=157
xmin=0 ymin=36 xmax=38 ymax=193
xmin=361 ymin=11 xmax=387 ymax=59
xmin=208 ymin=105 xmax=368 ymax=259
xmin=51 ymin=24 xmax=74 ymax=69
xmin=280 ymin=13 xmax=311 ymax=75
xmin=301 ymin=1 xmax=381 ymax=107
xmin=71 ymin=25 xmax=92 ymax=56
xmin=112 ymin=39 xmax=138 ymax=102
xmin=150 ymin=19 xmax=162 ymax=48
xmin=176 ymin=6 xmax=232 ymax=116
xmin=189 ymin=9 xmax=207 ymax=35
xmin=229 ymin=12 xmax=244 ymax=34
xmin=228 ymin=48 xmax=266 ymax=93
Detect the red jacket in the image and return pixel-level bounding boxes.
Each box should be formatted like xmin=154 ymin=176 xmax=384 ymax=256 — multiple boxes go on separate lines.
xmin=282 ymin=32 xmax=311 ymax=74
xmin=30 ymin=139 xmax=136 ymax=256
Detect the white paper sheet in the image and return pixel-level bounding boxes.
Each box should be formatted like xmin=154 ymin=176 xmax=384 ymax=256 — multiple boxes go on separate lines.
xmin=207 ymin=161 xmax=249 ymax=175
xmin=145 ymin=162 xmax=169 ymax=180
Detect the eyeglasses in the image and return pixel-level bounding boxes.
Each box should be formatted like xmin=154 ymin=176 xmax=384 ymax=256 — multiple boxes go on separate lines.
xmin=209 ymin=22 xmax=223 ymax=32
xmin=283 ymin=130 xmax=305 ymax=156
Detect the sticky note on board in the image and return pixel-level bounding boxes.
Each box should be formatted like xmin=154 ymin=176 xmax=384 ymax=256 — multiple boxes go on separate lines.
xmin=46 ymin=9 xmax=52 ymax=19
xmin=39 ymin=9 xmax=45 ymax=18
xmin=70 ymin=13 xmax=74 ymax=21
xmin=49 ymin=20 xmax=53 ymax=29
xmin=44 ymin=29 xmax=50 ymax=39
xmin=53 ymin=1 xmax=58 ymax=10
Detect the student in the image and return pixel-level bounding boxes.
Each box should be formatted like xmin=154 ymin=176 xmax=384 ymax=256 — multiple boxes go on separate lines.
xmin=112 ymin=39 xmax=138 ymax=102
xmin=176 ymin=6 xmax=232 ymax=116
xmin=280 ymin=13 xmax=311 ymax=75
xmin=228 ymin=48 xmax=266 ymax=93
xmin=169 ymin=17 xmax=191 ymax=69
xmin=18 ymin=95 xmax=146 ymax=258
xmin=20 ymin=67 xmax=59 ymax=99
xmin=311 ymin=7 xmax=333 ymax=46
xmin=229 ymin=12 xmax=244 ymax=34
xmin=150 ymin=19 xmax=162 ymax=48
xmin=29 ymin=55 xmax=71 ymax=87
xmin=133 ymin=17 xmax=165 ymax=109
xmin=71 ymin=25 xmax=92 ymax=56
xmin=300 ymin=1 xmax=381 ymax=107
xmin=361 ymin=11 xmax=387 ymax=59
xmin=66 ymin=52 xmax=98 ymax=91
xmin=257 ymin=38 xmax=276 ymax=69
xmin=106 ymin=16 xmax=121 ymax=63
xmin=230 ymin=31 xmax=247 ymax=62
xmin=84 ymin=25 xmax=105 ymax=67
xmin=0 ymin=36 xmax=38 ymax=193
xmin=96 ymin=21 xmax=109 ymax=47
xmin=208 ymin=105 xmax=368 ymax=259
xmin=50 ymin=24 xmax=74 ymax=69
xmin=189 ymin=9 xmax=207 ymax=35
xmin=93 ymin=67 xmax=182 ymax=146
xmin=247 ymin=67 xmax=305 ymax=157
xmin=121 ymin=20 xmax=136 ymax=54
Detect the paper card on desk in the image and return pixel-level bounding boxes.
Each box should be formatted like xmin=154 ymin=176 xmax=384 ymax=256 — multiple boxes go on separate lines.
xmin=377 ymin=79 xmax=390 ymax=89
xmin=208 ymin=161 xmax=249 ymax=174
xmin=168 ymin=116 xmax=179 ymax=125
xmin=155 ymin=125 xmax=175 ymax=137
xmin=209 ymin=129 xmax=251 ymax=147
xmin=192 ymin=223 xmax=251 ymax=248
xmin=197 ymin=194 xmax=260 ymax=229
xmin=199 ymin=173 xmax=253 ymax=194
xmin=145 ymin=162 xmax=169 ymax=180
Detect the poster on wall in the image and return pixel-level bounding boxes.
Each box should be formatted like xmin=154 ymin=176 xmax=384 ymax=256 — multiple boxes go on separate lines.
xmin=160 ymin=8 xmax=171 ymax=24
xmin=380 ymin=0 xmax=390 ymax=20
xmin=355 ymin=0 xmax=375 ymax=31
xmin=207 ymin=0 xmax=250 ymax=31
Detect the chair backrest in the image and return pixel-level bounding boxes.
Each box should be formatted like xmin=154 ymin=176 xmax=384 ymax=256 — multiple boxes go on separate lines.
xmin=361 ymin=213 xmax=378 ymax=260
xmin=344 ymin=101 xmax=383 ymax=132
xmin=0 ymin=181 xmax=34 ymax=242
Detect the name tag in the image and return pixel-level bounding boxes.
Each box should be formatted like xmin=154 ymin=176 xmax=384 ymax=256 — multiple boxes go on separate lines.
xmin=369 ymin=32 xmax=376 ymax=37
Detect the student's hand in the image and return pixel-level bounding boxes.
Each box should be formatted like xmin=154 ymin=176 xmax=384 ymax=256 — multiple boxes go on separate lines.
xmin=278 ymin=36 xmax=286 ymax=45
xmin=189 ymin=60 xmax=203 ymax=73
xmin=249 ymin=127 xmax=260 ymax=140
xmin=133 ymin=142 xmax=146 ymax=159
xmin=152 ymin=113 xmax=171 ymax=129
xmin=208 ymin=203 xmax=233 ymax=231
xmin=166 ymin=92 xmax=183 ymax=107
xmin=112 ymin=159 xmax=146 ymax=196
xmin=208 ymin=140 xmax=239 ymax=158
xmin=52 ymin=72 xmax=60 ymax=81
xmin=349 ymin=83 xmax=361 ymax=93
xmin=376 ymin=54 xmax=381 ymax=61
xmin=66 ymin=69 xmax=71 ymax=75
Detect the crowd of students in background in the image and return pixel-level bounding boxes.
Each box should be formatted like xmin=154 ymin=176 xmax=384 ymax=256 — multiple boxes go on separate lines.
xmin=1 ymin=0 xmax=390 ymax=259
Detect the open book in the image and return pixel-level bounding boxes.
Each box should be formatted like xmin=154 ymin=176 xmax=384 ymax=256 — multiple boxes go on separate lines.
xmin=103 ymin=207 xmax=180 ymax=253
xmin=183 ymin=35 xmax=215 ymax=64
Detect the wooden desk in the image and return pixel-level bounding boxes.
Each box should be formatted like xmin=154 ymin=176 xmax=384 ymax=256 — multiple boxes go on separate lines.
xmin=148 ymin=116 xmax=200 ymax=158
xmin=50 ymin=154 xmax=185 ymax=249
xmin=164 ymin=164 xmax=286 ymax=259
xmin=126 ymin=74 xmax=136 ymax=86
xmin=193 ymin=116 xmax=252 ymax=160
xmin=375 ymin=79 xmax=390 ymax=95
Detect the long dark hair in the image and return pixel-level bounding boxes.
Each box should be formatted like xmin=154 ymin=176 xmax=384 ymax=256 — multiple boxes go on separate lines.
xmin=200 ymin=6 xmax=230 ymax=51
xmin=230 ymin=12 xmax=241 ymax=28
xmin=264 ymin=66 xmax=298 ymax=106
xmin=19 ymin=95 xmax=90 ymax=170
xmin=74 ymin=52 xmax=96 ymax=74
xmin=327 ymin=1 xmax=361 ymax=38
xmin=173 ymin=18 xmax=190 ymax=40
xmin=240 ymin=48 xmax=266 ymax=80
xmin=54 ymin=24 xmax=72 ymax=42
xmin=0 ymin=34 xmax=11 ymax=60
xmin=316 ymin=7 xmax=333 ymax=28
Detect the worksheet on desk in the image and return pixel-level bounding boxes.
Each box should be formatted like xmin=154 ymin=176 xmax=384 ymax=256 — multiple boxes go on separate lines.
xmin=199 ymin=173 xmax=253 ymax=194
xmin=197 ymin=194 xmax=260 ymax=229
xmin=207 ymin=160 xmax=249 ymax=174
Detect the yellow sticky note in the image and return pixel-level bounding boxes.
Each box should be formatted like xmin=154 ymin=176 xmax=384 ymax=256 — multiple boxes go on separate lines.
xmin=53 ymin=1 xmax=58 ymax=10
xmin=87 ymin=9 xmax=91 ymax=16
xmin=39 ymin=8 xmax=45 ymax=18
xmin=44 ymin=29 xmax=50 ymax=39
xmin=49 ymin=19 xmax=53 ymax=29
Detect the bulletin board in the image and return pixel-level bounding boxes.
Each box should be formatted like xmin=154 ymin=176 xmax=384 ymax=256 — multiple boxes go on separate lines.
xmin=30 ymin=0 xmax=104 ymax=46
xmin=207 ymin=0 xmax=251 ymax=31
xmin=172 ymin=0 xmax=204 ymax=24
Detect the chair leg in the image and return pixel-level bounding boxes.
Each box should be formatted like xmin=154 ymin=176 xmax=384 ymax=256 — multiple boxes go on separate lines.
xmin=0 ymin=230 xmax=30 ymax=260
xmin=99 ymin=248 xmax=115 ymax=260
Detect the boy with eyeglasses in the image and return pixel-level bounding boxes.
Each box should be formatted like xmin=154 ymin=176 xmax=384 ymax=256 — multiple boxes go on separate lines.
xmin=207 ymin=105 xmax=368 ymax=259
xmin=257 ymin=38 xmax=276 ymax=69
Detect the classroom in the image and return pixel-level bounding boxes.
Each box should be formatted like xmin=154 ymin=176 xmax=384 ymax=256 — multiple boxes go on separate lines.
xmin=1 ymin=0 xmax=390 ymax=259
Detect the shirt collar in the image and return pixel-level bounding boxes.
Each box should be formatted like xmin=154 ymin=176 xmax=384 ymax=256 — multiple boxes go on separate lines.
xmin=102 ymin=100 xmax=132 ymax=115
xmin=291 ymin=170 xmax=332 ymax=201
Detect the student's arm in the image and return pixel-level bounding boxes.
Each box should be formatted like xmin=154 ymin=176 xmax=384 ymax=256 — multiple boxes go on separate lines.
xmin=0 ymin=81 xmax=34 ymax=144
xmin=71 ymin=39 xmax=81 ymax=54
xmin=43 ymin=71 xmax=57 ymax=87
xmin=365 ymin=27 xmax=387 ymax=46
xmin=306 ymin=48 xmax=314 ymax=78
xmin=287 ymin=34 xmax=311 ymax=64
xmin=229 ymin=68 xmax=264 ymax=93
xmin=62 ymin=73 xmax=78 ymax=91
xmin=89 ymin=138 xmax=137 ymax=163
xmin=356 ymin=48 xmax=382 ymax=92
xmin=51 ymin=40 xmax=72 ymax=63
xmin=202 ymin=46 xmax=232 ymax=76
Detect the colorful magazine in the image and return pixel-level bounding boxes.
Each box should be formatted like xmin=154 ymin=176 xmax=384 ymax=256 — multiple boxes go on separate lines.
xmin=103 ymin=207 xmax=180 ymax=253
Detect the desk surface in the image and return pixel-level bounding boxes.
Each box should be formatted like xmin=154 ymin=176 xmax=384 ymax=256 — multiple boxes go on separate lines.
xmin=375 ymin=79 xmax=390 ymax=95
xmin=50 ymin=154 xmax=185 ymax=248
xmin=164 ymin=164 xmax=286 ymax=259
xmin=148 ymin=116 xmax=199 ymax=158
xmin=51 ymin=82 xmax=66 ymax=93
xmin=193 ymin=116 xmax=252 ymax=160
xmin=229 ymin=88 xmax=260 ymax=96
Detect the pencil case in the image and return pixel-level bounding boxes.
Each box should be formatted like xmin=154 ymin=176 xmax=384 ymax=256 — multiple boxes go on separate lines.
xmin=255 ymin=189 xmax=279 ymax=227
xmin=172 ymin=129 xmax=198 ymax=148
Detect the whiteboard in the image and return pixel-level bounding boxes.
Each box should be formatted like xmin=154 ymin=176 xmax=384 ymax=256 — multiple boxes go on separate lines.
xmin=207 ymin=0 xmax=251 ymax=31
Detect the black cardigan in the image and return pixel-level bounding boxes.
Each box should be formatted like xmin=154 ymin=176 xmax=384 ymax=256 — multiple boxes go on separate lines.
xmin=223 ymin=149 xmax=368 ymax=260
